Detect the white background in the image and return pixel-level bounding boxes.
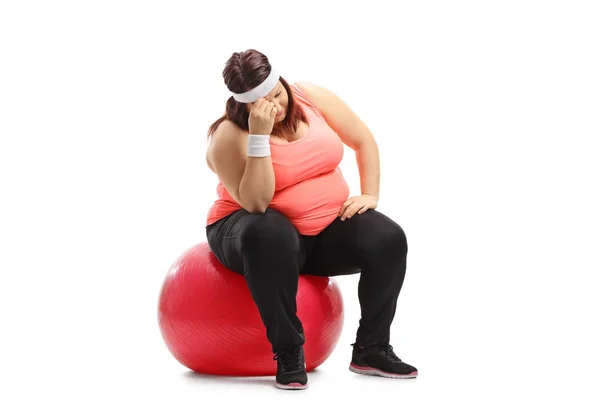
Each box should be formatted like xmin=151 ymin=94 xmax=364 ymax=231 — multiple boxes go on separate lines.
xmin=1 ymin=0 xmax=599 ymax=398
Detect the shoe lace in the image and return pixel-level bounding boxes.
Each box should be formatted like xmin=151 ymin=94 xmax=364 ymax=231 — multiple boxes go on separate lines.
xmin=273 ymin=347 xmax=302 ymax=372
xmin=351 ymin=341 xmax=403 ymax=362
xmin=381 ymin=342 xmax=402 ymax=362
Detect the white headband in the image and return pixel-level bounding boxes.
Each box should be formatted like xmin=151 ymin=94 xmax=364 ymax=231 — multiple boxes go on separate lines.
xmin=231 ymin=68 xmax=280 ymax=103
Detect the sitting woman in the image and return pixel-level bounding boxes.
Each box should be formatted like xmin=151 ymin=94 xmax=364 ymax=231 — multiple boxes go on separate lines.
xmin=204 ymin=49 xmax=418 ymax=390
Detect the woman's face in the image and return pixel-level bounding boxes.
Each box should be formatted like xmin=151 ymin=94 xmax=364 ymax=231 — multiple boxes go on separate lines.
xmin=246 ymin=81 xmax=288 ymax=123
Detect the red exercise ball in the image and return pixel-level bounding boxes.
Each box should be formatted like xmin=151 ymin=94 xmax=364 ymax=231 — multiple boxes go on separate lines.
xmin=158 ymin=242 xmax=344 ymax=376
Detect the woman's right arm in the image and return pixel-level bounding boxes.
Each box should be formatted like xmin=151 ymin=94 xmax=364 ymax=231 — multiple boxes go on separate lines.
xmin=207 ymin=101 xmax=278 ymax=213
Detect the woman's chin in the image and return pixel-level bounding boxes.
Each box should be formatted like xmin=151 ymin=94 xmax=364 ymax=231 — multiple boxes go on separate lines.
xmin=275 ymin=110 xmax=286 ymax=121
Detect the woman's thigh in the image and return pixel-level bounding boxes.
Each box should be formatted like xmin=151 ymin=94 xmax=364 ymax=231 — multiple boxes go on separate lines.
xmin=302 ymin=209 xmax=408 ymax=276
xmin=206 ymin=207 xmax=307 ymax=275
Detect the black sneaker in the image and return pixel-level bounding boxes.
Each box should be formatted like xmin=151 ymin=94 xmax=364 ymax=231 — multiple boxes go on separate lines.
xmin=273 ymin=346 xmax=308 ymax=390
xmin=349 ymin=342 xmax=418 ymax=379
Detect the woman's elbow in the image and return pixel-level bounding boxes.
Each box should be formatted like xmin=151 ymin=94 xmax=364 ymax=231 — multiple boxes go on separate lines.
xmin=239 ymin=197 xmax=270 ymax=214
xmin=244 ymin=204 xmax=268 ymax=214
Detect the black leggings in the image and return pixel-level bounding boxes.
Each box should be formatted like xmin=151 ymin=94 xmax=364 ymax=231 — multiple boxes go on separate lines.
xmin=206 ymin=207 xmax=409 ymax=353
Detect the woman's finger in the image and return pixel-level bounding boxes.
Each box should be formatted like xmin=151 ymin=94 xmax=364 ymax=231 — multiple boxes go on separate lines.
xmin=258 ymin=99 xmax=272 ymax=114
xmin=339 ymin=200 xmax=353 ymax=216
xmin=357 ymin=204 xmax=370 ymax=214
xmin=252 ymin=98 xmax=265 ymax=112
xmin=342 ymin=203 xmax=361 ymax=220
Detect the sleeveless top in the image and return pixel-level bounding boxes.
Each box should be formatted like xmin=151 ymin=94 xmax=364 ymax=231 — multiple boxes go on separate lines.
xmin=205 ymin=83 xmax=350 ymax=236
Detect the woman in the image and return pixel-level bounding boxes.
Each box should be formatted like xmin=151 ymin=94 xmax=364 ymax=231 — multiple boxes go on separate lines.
xmin=204 ymin=49 xmax=418 ymax=390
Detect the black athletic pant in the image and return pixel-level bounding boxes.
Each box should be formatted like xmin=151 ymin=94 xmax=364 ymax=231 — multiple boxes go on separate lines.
xmin=206 ymin=207 xmax=409 ymax=353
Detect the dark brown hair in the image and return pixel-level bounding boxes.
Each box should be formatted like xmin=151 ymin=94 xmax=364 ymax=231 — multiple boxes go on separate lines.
xmin=207 ymin=49 xmax=307 ymax=139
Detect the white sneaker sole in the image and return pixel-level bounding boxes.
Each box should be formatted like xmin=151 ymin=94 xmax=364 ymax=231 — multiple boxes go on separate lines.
xmin=275 ymin=382 xmax=308 ymax=390
xmin=349 ymin=363 xmax=418 ymax=379
xmin=275 ymin=362 xmax=308 ymax=390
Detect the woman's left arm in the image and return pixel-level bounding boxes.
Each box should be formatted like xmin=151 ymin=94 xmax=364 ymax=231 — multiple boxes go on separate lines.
xmin=296 ymin=81 xmax=380 ymax=220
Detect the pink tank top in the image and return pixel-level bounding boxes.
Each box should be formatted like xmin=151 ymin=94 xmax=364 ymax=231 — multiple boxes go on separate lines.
xmin=205 ymin=83 xmax=350 ymax=236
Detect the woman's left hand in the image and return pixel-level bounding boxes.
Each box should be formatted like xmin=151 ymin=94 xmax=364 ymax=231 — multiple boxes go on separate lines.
xmin=339 ymin=194 xmax=378 ymax=221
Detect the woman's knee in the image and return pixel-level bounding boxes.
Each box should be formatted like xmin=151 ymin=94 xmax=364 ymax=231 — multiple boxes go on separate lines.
xmin=238 ymin=208 xmax=301 ymax=253
xmin=384 ymin=219 xmax=408 ymax=255
xmin=237 ymin=208 xmax=303 ymax=278
xmin=359 ymin=211 xmax=408 ymax=259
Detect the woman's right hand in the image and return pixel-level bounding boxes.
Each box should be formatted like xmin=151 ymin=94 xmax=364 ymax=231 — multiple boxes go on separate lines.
xmin=248 ymin=98 xmax=278 ymax=135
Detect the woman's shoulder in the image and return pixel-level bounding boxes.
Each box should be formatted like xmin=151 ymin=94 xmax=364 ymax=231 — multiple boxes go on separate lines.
xmin=291 ymin=81 xmax=316 ymax=101
xmin=210 ymin=120 xmax=247 ymax=148
xmin=290 ymin=81 xmax=325 ymax=119
xmin=214 ymin=119 xmax=245 ymax=135
xmin=206 ymin=119 xmax=246 ymax=170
